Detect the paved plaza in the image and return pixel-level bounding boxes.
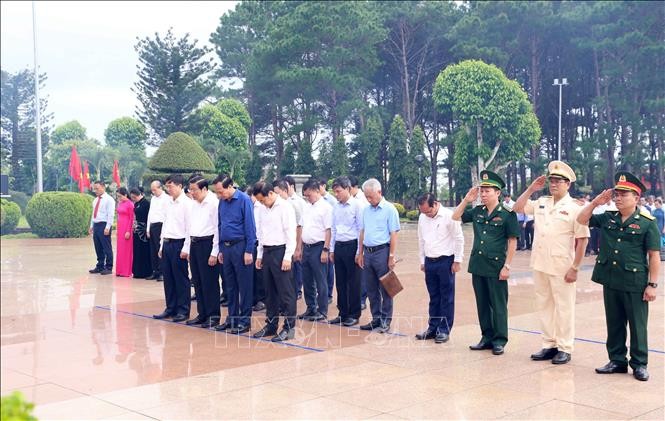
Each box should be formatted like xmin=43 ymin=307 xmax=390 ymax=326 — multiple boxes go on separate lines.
xmin=1 ymin=225 xmax=663 ymax=420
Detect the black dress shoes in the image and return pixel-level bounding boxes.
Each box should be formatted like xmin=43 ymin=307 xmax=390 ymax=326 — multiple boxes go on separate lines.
xmin=469 ymin=340 xmax=493 ymax=350
xmin=214 ymin=321 xmax=232 ymax=331
xmin=342 ymin=318 xmax=359 ymax=327
xmin=552 ymin=351 xmax=571 ymax=365
xmin=328 ymin=317 xmax=343 ymax=324
xmin=309 ymin=312 xmax=326 ymax=322
xmin=360 ymin=320 xmax=381 ymax=331
xmin=434 ymin=332 xmax=449 ymax=344
xmin=229 ymin=325 xmax=250 ymax=334
xmin=492 ymin=345 xmax=505 ymax=355
xmin=185 ymin=316 xmax=205 ymax=325
xmin=298 ymin=309 xmax=317 ymax=320
xmin=200 ymin=319 xmax=220 ymax=329
xmin=595 ymin=361 xmax=628 ymax=374
xmin=100 ymin=269 xmax=112 ymax=275
xmin=153 ymin=311 xmax=172 ymax=320
xmin=155 ymin=275 xmax=163 ymax=282
xmin=272 ymin=327 xmax=295 ymax=342
xmin=531 ymin=347 xmax=559 ymax=361
xmin=253 ymin=325 xmax=278 ymax=338
xmin=415 ymin=329 xmax=436 ymax=340
xmin=252 ymin=301 xmax=266 ymax=312
xmin=375 ymin=323 xmax=390 ymax=333
xmin=89 ymin=267 xmax=102 ymax=274
xmin=145 ymin=274 xmax=156 ymax=280
xmin=172 ymin=314 xmax=188 ymax=323
xmin=633 ymin=366 xmax=649 ymax=381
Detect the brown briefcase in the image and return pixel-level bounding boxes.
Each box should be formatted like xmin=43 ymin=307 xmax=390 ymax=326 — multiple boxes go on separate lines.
xmin=379 ymin=270 xmax=403 ymax=297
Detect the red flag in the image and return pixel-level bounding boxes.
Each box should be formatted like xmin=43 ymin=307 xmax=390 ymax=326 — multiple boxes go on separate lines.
xmin=83 ymin=161 xmax=91 ymax=189
xmin=112 ymin=160 xmax=121 ymax=186
xmin=69 ymin=146 xmax=82 ymax=182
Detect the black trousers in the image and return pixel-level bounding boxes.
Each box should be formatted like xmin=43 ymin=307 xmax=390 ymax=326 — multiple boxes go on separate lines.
xmin=189 ymin=237 xmax=221 ymax=321
xmin=149 ymin=223 xmax=163 ymax=276
xmin=161 ymin=239 xmax=190 ymax=316
xmin=253 ymin=241 xmax=266 ymax=304
xmin=334 ymin=240 xmax=361 ymax=319
xmin=263 ymin=246 xmax=296 ymax=329
xmin=93 ymin=222 xmax=113 ymax=270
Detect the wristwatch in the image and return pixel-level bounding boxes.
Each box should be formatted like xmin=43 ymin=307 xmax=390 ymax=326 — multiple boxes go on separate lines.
xmin=322 ymin=247 xmax=330 ymax=252
xmin=648 ymin=282 xmax=658 ymax=288
xmin=503 ymin=263 xmax=511 ymax=270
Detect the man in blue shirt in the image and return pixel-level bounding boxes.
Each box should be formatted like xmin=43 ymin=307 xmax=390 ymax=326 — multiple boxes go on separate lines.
xmin=213 ymin=174 xmax=257 ymax=333
xmin=89 ymin=180 xmax=116 ymax=275
xmin=357 ymin=178 xmax=401 ymax=333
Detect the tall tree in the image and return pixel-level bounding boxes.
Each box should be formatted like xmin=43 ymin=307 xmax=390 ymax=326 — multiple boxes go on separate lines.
xmin=387 ymin=115 xmax=409 ymax=201
xmin=133 ymin=28 xmax=215 ymax=143
xmin=51 ymin=120 xmax=86 ymax=145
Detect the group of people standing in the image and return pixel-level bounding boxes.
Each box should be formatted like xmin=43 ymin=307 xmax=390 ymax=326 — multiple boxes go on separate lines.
xmin=417 ymin=161 xmax=660 ymax=382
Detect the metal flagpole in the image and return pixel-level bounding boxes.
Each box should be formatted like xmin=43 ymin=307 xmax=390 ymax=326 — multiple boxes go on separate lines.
xmin=32 ymin=1 xmax=43 ymax=192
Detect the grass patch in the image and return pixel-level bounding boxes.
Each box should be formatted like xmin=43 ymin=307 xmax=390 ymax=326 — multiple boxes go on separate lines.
xmin=0 ymin=232 xmax=39 ymax=239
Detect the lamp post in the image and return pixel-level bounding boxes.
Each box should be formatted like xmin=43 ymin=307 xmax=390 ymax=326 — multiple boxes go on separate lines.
xmin=415 ymin=154 xmax=424 ymax=191
xmin=553 ymin=78 xmax=568 ymax=161
xmin=32 ymin=1 xmax=43 ymax=192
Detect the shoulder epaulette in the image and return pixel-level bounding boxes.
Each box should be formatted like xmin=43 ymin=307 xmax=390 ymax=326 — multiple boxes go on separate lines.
xmin=640 ymin=210 xmax=655 ymax=220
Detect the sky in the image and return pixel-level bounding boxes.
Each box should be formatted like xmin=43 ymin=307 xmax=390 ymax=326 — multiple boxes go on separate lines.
xmin=1 ymin=1 xmax=237 ymax=142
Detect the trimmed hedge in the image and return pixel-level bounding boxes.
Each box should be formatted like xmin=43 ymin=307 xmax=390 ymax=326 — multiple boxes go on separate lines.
xmin=1 ymin=199 xmax=21 ymax=234
xmin=149 ymin=132 xmax=214 ymax=173
xmin=392 ymin=202 xmax=406 ymax=217
xmin=406 ymin=210 xmax=419 ymax=221
xmin=26 ymin=192 xmax=93 ymax=238
xmin=8 ymin=190 xmax=30 ymax=213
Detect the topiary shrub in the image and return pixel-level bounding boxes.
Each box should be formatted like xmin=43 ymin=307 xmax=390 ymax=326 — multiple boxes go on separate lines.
xmin=8 ymin=190 xmax=30 ymax=213
xmin=1 ymin=391 xmax=37 ymax=421
xmin=392 ymin=202 xmax=406 ymax=217
xmin=149 ymin=132 xmax=214 ymax=173
xmin=406 ymin=209 xmax=419 ymax=221
xmin=26 ymin=192 xmax=93 ymax=238
xmin=1 ymin=199 xmax=21 ymax=234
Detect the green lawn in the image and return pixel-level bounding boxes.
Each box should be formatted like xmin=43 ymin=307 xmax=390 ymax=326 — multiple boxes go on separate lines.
xmin=0 ymin=232 xmax=38 ymax=239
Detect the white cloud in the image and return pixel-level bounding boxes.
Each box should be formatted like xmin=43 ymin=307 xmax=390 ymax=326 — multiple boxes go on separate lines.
xmin=1 ymin=1 xmax=237 ymax=140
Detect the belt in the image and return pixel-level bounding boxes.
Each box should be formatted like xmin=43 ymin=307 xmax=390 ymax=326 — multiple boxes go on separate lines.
xmin=222 ymin=238 xmax=244 ymax=247
xmin=363 ymin=243 xmax=389 ymax=253
xmin=336 ymin=239 xmax=358 ymax=246
xmin=263 ymin=244 xmax=285 ymax=251
xmin=93 ymin=221 xmax=106 ymax=225
xmin=191 ymin=235 xmax=213 ymax=243
xmin=149 ymin=222 xmax=163 ymax=226
xmin=426 ymin=255 xmax=453 ymax=263
xmin=163 ymin=238 xmax=185 ymax=243
xmin=304 ymin=241 xmax=324 ymax=248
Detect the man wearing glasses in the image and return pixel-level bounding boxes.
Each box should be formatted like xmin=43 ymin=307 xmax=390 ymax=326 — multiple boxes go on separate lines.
xmin=514 ymin=161 xmax=589 ymax=365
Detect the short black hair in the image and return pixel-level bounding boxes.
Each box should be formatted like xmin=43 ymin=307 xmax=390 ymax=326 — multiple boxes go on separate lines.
xmin=348 ymin=175 xmax=360 ymax=188
xmin=93 ymin=180 xmax=105 ymax=186
xmin=189 ymin=176 xmax=208 ymax=190
xmin=188 ymin=172 xmax=203 ymax=183
xmin=302 ymin=179 xmax=320 ymax=193
xmin=212 ymin=173 xmax=234 ymax=188
xmin=331 ymin=176 xmax=351 ymax=190
xmin=274 ymin=179 xmax=289 ymax=192
xmin=317 ymin=178 xmax=328 ymax=188
xmin=417 ymin=193 xmax=436 ymax=207
xmin=165 ymin=174 xmax=185 ymax=187
xmin=283 ymin=176 xmax=296 ymax=189
xmin=252 ymin=181 xmax=273 ymax=197
xmin=129 ymin=187 xmax=142 ymax=196
xmin=245 ymin=186 xmax=254 ymax=196
xmin=117 ymin=187 xmax=129 ymax=197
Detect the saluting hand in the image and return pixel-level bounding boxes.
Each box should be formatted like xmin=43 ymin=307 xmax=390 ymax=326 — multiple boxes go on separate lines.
xmin=464 ymin=186 xmax=479 ymax=203
xmin=529 ymin=175 xmax=547 ymax=192
xmin=592 ymin=189 xmax=613 ymax=207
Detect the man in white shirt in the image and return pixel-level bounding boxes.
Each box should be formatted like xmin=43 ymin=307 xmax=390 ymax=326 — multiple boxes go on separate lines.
xmin=299 ymin=179 xmax=333 ymax=321
xmin=146 ymin=180 xmax=168 ymax=281
xmin=416 ymin=193 xmax=464 ymax=343
xmin=185 ymin=176 xmax=221 ymax=329
xmin=247 ymin=187 xmax=266 ymax=312
xmin=284 ymin=176 xmax=306 ymax=300
xmin=153 ymin=174 xmax=193 ymax=323
xmin=88 ymin=180 xmax=116 ymax=275
xmin=329 ymin=176 xmax=364 ymax=327
xmin=503 ymin=193 xmax=515 ymax=210
xmin=252 ymin=181 xmax=298 ymax=342
xmin=318 ymin=178 xmax=336 ymax=303
xmin=349 ymin=175 xmax=369 ymax=308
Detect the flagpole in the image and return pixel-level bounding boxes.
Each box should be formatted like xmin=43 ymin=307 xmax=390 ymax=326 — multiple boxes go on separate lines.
xmin=32 ymin=1 xmax=43 ymax=192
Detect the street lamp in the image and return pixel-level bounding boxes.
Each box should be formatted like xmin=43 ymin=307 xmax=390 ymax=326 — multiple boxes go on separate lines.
xmin=415 ymin=154 xmax=425 ymax=190
xmin=553 ymin=78 xmax=568 ymax=161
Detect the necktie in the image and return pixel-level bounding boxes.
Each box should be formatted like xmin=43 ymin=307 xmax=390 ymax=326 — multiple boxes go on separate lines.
xmin=94 ymin=197 xmax=101 ymax=219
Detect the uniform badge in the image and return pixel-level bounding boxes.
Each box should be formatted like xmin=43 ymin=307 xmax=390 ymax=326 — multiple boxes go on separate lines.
xmin=492 ymin=216 xmax=502 ymax=221
xmin=482 ymin=173 xmax=489 ymax=180
xmin=559 ymin=210 xmax=569 ymax=216
xmin=539 ymin=205 xmax=545 ymax=209
xmin=628 ymin=223 xmax=640 ymax=229
xmin=619 ymin=175 xmax=626 ymax=182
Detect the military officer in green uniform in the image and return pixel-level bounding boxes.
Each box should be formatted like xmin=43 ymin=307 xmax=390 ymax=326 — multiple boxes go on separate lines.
xmin=577 ymin=172 xmax=660 ymax=381
xmin=453 ymin=170 xmax=520 ymax=355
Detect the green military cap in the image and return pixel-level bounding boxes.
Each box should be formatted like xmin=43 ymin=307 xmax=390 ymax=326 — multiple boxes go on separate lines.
xmin=614 ymin=171 xmax=646 ymax=195
xmin=479 ymin=170 xmax=505 ymax=190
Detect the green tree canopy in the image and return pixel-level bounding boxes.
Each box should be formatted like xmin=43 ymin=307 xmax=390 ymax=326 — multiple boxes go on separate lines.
xmin=51 ymin=121 xmax=86 ymax=145
xmin=149 ymin=132 xmax=214 ymax=173
xmin=216 ymin=98 xmax=252 ymax=131
xmin=104 ymin=117 xmax=147 ymax=150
